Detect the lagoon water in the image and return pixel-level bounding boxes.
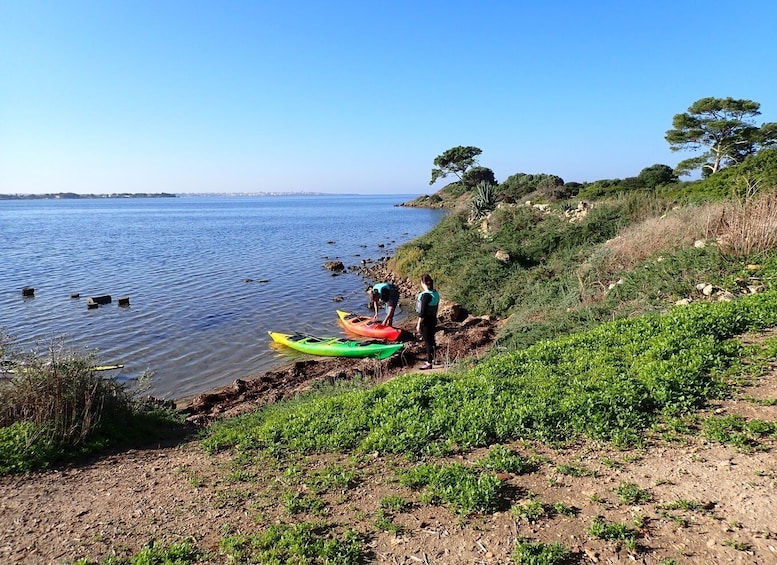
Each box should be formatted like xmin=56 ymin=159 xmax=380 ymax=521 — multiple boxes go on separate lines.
xmin=0 ymin=195 xmax=444 ymax=399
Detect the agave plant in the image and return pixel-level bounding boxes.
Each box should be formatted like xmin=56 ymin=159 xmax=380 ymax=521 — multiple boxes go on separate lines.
xmin=469 ymin=181 xmax=497 ymax=220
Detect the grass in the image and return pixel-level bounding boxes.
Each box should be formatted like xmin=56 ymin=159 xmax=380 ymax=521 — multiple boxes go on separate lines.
xmin=0 ymin=338 xmax=185 ymax=475
xmin=204 ymin=289 xmax=777 ymax=460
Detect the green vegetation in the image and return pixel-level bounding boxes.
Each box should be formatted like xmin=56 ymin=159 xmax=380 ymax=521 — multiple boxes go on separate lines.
xmin=587 ymin=515 xmax=639 ymax=550
xmin=469 ymin=180 xmax=498 ymax=219
xmin=76 ymin=542 xmax=203 ymax=564
xmin=665 ymin=97 xmax=777 ymax=177
xmin=205 ymin=290 xmax=777 ymax=458
xmin=8 ymin=96 xmax=777 ymax=563
xmin=478 ymin=444 xmax=532 ymax=474
xmin=702 ymin=414 xmax=777 ymax=450
xmin=398 ymin=461 xmax=504 ymax=514
xmin=615 ymin=482 xmax=651 ymax=505
xmin=219 ymin=522 xmax=363 ymax=564
xmin=0 ymin=339 xmax=184 ymax=475
xmin=429 ymin=145 xmax=483 ymax=186
xmin=511 ymin=539 xmax=572 ymax=565
xmin=555 ymin=464 xmax=595 ymax=477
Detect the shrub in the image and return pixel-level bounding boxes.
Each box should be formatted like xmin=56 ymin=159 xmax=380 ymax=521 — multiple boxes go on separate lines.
xmin=0 ymin=336 xmax=183 ymax=474
xmin=0 ymin=341 xmax=131 ymax=446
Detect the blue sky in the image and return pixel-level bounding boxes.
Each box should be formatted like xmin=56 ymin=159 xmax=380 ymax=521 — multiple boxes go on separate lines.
xmin=2 ymin=1 xmax=776 ymax=195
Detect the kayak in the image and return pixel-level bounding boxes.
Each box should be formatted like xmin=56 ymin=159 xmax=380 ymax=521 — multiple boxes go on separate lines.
xmin=336 ymin=310 xmax=402 ymax=341
xmin=1 ymin=362 xmax=124 ymax=375
xmin=268 ymin=331 xmax=403 ymax=360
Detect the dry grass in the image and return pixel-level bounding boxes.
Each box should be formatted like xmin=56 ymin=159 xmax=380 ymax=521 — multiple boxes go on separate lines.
xmin=712 ymin=187 xmax=777 ymax=257
xmin=0 ymin=340 xmax=130 ymax=446
xmin=601 ymin=202 xmax=725 ymax=271
xmin=599 ymin=186 xmax=777 ymax=271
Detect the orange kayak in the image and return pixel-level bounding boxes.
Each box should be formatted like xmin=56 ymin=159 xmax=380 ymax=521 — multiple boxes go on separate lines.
xmin=336 ymin=310 xmax=402 ymax=341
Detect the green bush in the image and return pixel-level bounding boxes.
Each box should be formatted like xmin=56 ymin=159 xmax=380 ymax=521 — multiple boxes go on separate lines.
xmin=0 ymin=338 xmax=184 ymax=474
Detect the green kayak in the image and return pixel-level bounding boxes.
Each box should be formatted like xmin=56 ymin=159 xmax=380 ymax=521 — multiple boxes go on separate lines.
xmin=268 ymin=332 xmax=403 ymax=360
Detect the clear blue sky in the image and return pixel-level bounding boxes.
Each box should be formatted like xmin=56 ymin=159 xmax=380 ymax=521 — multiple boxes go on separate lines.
xmin=2 ymin=1 xmax=776 ymax=195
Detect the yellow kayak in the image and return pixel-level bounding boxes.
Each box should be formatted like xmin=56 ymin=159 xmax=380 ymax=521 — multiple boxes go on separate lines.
xmin=269 ymin=332 xmax=403 ymax=360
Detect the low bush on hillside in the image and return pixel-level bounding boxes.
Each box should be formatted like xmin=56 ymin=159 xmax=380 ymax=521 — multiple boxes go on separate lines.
xmin=0 ymin=337 xmax=184 ymax=474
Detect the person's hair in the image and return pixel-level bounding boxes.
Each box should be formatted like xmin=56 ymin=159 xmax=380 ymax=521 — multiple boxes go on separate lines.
xmin=421 ymin=273 xmax=434 ymax=290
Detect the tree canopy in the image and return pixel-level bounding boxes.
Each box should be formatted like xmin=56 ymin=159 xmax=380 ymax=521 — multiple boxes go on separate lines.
xmin=637 ymin=164 xmax=678 ymax=189
xmin=461 ymin=166 xmax=497 ymax=188
xmin=430 ymin=146 xmax=482 ymax=185
xmin=665 ymin=97 xmax=777 ymax=177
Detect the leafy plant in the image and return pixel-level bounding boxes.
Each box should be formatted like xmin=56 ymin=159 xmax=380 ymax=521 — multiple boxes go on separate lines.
xmin=398 ymin=462 xmax=505 ymax=514
xmin=470 ymin=181 xmax=497 ymax=220
xmin=511 ymin=539 xmax=572 ymax=564
xmin=219 ymin=522 xmax=363 ymax=564
xmin=478 ymin=445 xmax=531 ymax=474
xmin=97 ymin=541 xmax=204 ymax=564
xmin=587 ymin=515 xmax=638 ymax=550
xmin=283 ymin=491 xmax=326 ymax=516
xmin=374 ymin=507 xmax=403 ymax=535
xmin=379 ymin=495 xmax=410 ymax=512
xmin=616 ymin=482 xmax=651 ymax=505
xmin=511 ymin=498 xmax=546 ymax=522
xmin=702 ymin=414 xmax=777 ymax=450
xmin=555 ymin=464 xmax=595 ymax=477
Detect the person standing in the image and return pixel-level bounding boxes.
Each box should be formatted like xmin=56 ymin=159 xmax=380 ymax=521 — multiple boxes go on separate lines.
xmin=415 ymin=274 xmax=440 ymax=370
xmin=369 ymin=282 xmax=400 ymax=327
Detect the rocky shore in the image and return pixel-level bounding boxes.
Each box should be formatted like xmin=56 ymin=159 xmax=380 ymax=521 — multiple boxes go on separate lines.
xmin=176 ymin=261 xmax=501 ymax=425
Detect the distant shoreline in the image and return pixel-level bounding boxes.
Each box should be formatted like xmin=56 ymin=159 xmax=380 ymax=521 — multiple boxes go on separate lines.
xmin=0 ymin=191 xmax=367 ymax=200
xmin=0 ymin=192 xmax=178 ymax=200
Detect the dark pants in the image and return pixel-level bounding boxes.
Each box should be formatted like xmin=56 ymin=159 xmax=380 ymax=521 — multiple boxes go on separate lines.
xmin=420 ymin=319 xmax=437 ymax=363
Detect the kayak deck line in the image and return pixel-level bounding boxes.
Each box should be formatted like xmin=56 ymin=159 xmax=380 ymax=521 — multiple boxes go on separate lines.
xmin=268 ymin=331 xmax=403 ymax=360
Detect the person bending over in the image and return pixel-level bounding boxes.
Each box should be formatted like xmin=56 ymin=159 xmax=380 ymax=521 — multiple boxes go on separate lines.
xmin=369 ymin=282 xmax=400 ymax=327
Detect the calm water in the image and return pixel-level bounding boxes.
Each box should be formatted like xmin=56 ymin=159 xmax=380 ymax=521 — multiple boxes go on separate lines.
xmin=0 ymin=195 xmax=444 ymax=399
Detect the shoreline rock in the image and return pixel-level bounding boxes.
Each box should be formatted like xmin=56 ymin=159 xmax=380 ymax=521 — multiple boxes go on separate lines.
xmin=175 ymin=259 xmax=500 ymax=425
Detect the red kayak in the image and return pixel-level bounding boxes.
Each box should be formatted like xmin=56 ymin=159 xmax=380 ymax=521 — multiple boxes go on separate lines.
xmin=337 ymin=310 xmax=402 ymax=341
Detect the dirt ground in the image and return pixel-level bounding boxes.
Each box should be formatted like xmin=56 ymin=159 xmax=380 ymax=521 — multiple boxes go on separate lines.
xmin=1 ymin=309 xmax=776 ymax=564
